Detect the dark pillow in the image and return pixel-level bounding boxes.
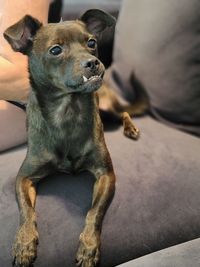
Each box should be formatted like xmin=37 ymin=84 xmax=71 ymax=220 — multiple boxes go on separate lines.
xmin=109 ymin=0 xmax=200 ymax=136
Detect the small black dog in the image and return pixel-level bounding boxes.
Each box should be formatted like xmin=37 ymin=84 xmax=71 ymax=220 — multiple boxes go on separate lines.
xmin=4 ymin=9 xmax=139 ymax=267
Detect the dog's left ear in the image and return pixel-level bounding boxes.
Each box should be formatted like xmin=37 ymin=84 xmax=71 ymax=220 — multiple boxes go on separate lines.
xmin=80 ymin=9 xmax=116 ymax=36
xmin=80 ymin=9 xmax=116 ymax=68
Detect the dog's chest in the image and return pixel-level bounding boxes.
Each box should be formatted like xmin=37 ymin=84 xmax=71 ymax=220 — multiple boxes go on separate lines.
xmin=53 ymin=127 xmax=94 ymax=173
xmin=49 ymin=97 xmax=95 ymax=171
xmin=52 ymin=96 xmax=84 ymax=128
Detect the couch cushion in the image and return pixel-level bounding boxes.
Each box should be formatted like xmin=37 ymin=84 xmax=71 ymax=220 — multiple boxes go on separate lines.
xmin=117 ymin=238 xmax=200 ymax=267
xmin=110 ymin=0 xmax=200 ymax=136
xmin=0 ymin=101 xmax=27 ymax=152
xmin=0 ymin=116 xmax=200 ymax=267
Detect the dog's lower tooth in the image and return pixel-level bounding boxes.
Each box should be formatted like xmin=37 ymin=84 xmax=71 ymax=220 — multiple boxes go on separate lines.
xmin=89 ymin=76 xmax=96 ymax=80
xmin=83 ymin=76 xmax=88 ymax=82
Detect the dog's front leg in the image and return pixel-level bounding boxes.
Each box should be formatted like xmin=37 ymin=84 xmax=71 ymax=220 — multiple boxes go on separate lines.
xmin=12 ymin=174 xmax=38 ymax=267
xmin=76 ymin=171 xmax=115 ymax=267
xmin=12 ymin=158 xmax=52 ymax=267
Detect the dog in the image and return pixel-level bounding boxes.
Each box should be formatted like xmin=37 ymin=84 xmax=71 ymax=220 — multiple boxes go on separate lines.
xmin=4 ymin=9 xmax=139 ymax=267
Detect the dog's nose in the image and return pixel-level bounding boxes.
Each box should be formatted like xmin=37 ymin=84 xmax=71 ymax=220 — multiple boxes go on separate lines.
xmin=81 ymin=58 xmax=100 ymax=71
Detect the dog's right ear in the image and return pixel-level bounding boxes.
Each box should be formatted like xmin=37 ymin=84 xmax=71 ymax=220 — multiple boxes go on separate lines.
xmin=3 ymin=15 xmax=42 ymax=55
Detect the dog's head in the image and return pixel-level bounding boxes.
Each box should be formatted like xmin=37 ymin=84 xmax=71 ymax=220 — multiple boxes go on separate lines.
xmin=4 ymin=9 xmax=116 ymax=94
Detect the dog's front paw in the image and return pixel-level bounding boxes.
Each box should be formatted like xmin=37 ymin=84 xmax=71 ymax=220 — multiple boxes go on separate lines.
xmin=76 ymin=231 xmax=100 ymax=267
xmin=12 ymin=222 xmax=39 ymax=267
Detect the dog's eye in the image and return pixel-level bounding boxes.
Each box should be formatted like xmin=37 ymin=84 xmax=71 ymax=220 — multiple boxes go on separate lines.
xmin=87 ymin=39 xmax=97 ymax=49
xmin=49 ymin=45 xmax=63 ymax=56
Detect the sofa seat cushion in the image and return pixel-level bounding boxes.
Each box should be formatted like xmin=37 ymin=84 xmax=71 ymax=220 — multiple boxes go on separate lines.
xmin=0 ymin=116 xmax=200 ymax=267
xmin=117 ymin=238 xmax=200 ymax=267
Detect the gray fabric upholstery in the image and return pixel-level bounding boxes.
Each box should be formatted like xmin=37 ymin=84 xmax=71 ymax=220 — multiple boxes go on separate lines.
xmin=110 ymin=0 xmax=200 ymax=136
xmin=0 ymin=101 xmax=27 ymax=152
xmin=117 ymin=238 xmax=200 ymax=267
xmin=0 ymin=116 xmax=200 ymax=267
xmin=62 ymin=0 xmax=121 ymax=16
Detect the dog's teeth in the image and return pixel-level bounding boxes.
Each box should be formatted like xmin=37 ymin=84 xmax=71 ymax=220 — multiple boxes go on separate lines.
xmin=83 ymin=76 xmax=88 ymax=82
xmin=83 ymin=75 xmax=100 ymax=83
xmin=89 ymin=76 xmax=98 ymax=80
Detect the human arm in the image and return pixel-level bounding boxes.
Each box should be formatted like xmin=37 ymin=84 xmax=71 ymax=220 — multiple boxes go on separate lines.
xmin=0 ymin=0 xmax=50 ymax=101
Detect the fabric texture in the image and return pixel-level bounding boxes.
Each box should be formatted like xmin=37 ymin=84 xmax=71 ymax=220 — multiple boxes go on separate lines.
xmin=0 ymin=101 xmax=27 ymax=152
xmin=0 ymin=116 xmax=200 ymax=267
xmin=117 ymin=238 xmax=200 ymax=267
xmin=110 ymin=0 xmax=200 ymax=136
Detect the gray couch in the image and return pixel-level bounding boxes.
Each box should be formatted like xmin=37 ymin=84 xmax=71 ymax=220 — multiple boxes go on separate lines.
xmin=118 ymin=238 xmax=200 ymax=267
xmin=0 ymin=0 xmax=200 ymax=266
xmin=1 ymin=116 xmax=200 ymax=267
